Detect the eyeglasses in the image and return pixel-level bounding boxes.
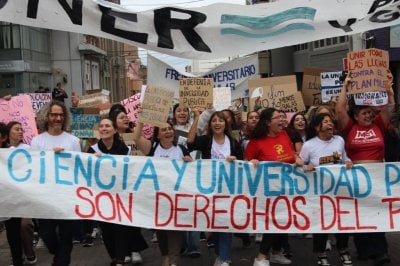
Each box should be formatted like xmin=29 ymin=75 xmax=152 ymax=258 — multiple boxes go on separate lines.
xmin=49 ymin=113 xmax=65 ymax=118
xmin=271 ymin=116 xmax=281 ymax=120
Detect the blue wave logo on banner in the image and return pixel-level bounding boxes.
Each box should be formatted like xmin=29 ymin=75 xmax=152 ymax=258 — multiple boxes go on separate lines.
xmin=220 ymin=7 xmax=316 ymax=38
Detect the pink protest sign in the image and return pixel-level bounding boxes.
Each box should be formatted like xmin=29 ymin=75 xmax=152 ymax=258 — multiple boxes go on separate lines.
xmin=120 ymin=93 xmax=154 ymax=139
xmin=0 ymin=95 xmax=38 ymax=144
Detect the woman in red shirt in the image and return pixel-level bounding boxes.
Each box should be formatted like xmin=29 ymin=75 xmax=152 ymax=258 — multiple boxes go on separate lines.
xmin=246 ymin=108 xmax=303 ymax=266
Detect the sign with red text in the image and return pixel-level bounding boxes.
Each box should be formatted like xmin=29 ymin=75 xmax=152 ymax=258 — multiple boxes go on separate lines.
xmin=120 ymin=93 xmax=154 ymax=139
xmin=0 ymin=96 xmax=38 ymax=144
xmin=347 ymin=48 xmax=389 ymax=94
xmin=2 ymin=150 xmax=400 ymax=233
xmin=249 ymin=76 xmax=298 ymax=112
xmin=179 ymin=78 xmax=213 ymax=108
xmin=302 ymin=68 xmax=323 ymax=106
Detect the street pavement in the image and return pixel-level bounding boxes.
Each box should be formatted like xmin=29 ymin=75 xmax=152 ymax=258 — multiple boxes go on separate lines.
xmin=1 ymin=229 xmax=399 ymax=266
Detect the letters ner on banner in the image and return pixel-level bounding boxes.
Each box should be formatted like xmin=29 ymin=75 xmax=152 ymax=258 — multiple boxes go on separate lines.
xmin=0 ymin=0 xmax=400 ymax=59
xmin=138 ymin=86 xmax=175 ymax=128
xmin=347 ymin=48 xmax=389 ymax=94
xmin=248 ymin=76 xmax=298 ymax=112
xmin=179 ymin=78 xmax=214 ymax=109
xmin=3 ymin=150 xmax=400 ymax=233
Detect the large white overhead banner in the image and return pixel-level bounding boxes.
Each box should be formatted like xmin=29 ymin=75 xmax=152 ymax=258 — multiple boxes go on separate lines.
xmin=0 ymin=0 xmax=397 ymax=59
xmin=148 ymin=54 xmax=258 ymax=99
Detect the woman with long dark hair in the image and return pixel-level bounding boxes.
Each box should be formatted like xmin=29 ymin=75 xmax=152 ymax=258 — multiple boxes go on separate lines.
xmin=246 ymin=108 xmax=303 ymax=266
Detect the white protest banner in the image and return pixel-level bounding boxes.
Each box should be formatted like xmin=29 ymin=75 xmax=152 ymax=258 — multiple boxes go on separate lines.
xmin=353 ymin=91 xmax=388 ymax=106
xmin=0 ymin=96 xmax=38 ymax=144
xmin=0 ymin=1 xmax=399 ymax=59
xmin=248 ymin=76 xmax=298 ymax=112
xmin=139 ymin=86 xmax=175 ymax=128
xmin=20 ymin=93 xmax=52 ymax=114
xmin=320 ymin=71 xmax=343 ymax=103
xmin=213 ymin=87 xmax=232 ymax=111
xmin=179 ymin=78 xmax=213 ymax=108
xmin=148 ymin=54 xmax=258 ymax=99
xmin=120 ymin=93 xmax=154 ymax=139
xmin=347 ymin=48 xmax=389 ymax=94
xmin=3 ymin=149 xmax=400 ymax=233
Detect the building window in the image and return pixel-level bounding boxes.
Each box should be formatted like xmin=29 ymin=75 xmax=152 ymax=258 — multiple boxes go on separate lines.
xmin=294 ymin=43 xmax=308 ymax=51
xmin=0 ymin=23 xmax=21 ymax=49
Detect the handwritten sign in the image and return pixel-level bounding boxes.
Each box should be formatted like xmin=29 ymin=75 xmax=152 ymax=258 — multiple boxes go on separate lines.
xmin=20 ymin=93 xmax=52 ymax=114
xmin=213 ymin=87 xmax=232 ymax=111
xmin=70 ymin=108 xmax=100 ymax=138
xmin=248 ymin=76 xmax=298 ymax=112
xmin=0 ymin=96 xmax=38 ymax=144
xmin=320 ymin=71 xmax=343 ymax=103
xmin=3 ymin=150 xmax=400 ymax=233
xmin=78 ymin=90 xmax=111 ymax=115
xmin=179 ymin=78 xmax=213 ymax=108
xmin=347 ymin=48 xmax=389 ymax=94
xmin=120 ymin=93 xmax=153 ymax=139
xmin=302 ymin=68 xmax=322 ymax=107
xmin=139 ymin=86 xmax=175 ymax=128
xmin=279 ymin=92 xmax=305 ymax=112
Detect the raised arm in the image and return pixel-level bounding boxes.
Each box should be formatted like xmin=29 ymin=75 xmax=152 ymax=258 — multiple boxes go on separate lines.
xmin=336 ymin=78 xmax=351 ymax=132
xmin=187 ymin=107 xmax=200 ymax=145
xmin=132 ymin=122 xmax=152 ymax=155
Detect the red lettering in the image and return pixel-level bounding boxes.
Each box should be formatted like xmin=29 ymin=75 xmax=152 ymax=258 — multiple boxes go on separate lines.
xmin=252 ymin=197 xmax=270 ymax=230
xmin=292 ymin=196 xmax=310 ymax=230
xmin=320 ymin=196 xmax=336 ymax=230
xmin=382 ymin=197 xmax=400 ymax=229
xmin=155 ymin=192 xmax=173 ymax=226
xmin=116 ymin=193 xmax=133 ymax=223
xmin=96 ymin=192 xmax=116 ymax=221
xmin=75 ymin=187 xmax=95 ymax=218
xmin=272 ymin=196 xmax=291 ymax=230
xmin=336 ymin=196 xmax=355 ymax=231
xmin=230 ymin=195 xmax=250 ymax=230
xmin=211 ymin=195 xmax=230 ymax=229
xmin=355 ymin=198 xmax=376 ymax=230
xmin=174 ymin=194 xmax=193 ymax=228
xmin=194 ymin=194 xmax=210 ymax=228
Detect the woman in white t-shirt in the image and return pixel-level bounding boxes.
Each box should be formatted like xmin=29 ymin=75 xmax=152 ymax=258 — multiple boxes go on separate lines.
xmin=300 ymin=113 xmax=353 ymax=266
xmin=133 ymin=120 xmax=192 ymax=266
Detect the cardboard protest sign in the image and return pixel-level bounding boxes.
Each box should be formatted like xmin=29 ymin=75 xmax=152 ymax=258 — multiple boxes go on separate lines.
xmin=0 ymin=95 xmax=38 ymax=144
xmin=347 ymin=48 xmax=389 ymax=94
xmin=320 ymin=71 xmax=343 ymax=103
xmin=279 ymin=92 xmax=306 ymax=112
xmin=77 ymin=90 xmax=111 ymax=115
xmin=248 ymin=76 xmax=298 ymax=112
xmin=179 ymin=78 xmax=213 ymax=108
xmin=353 ymin=91 xmax=388 ymax=106
xmin=70 ymin=108 xmax=100 ymax=138
xmin=20 ymin=93 xmax=52 ymax=114
xmin=213 ymin=87 xmax=232 ymax=111
xmin=3 ymin=149 xmax=400 ymax=233
xmin=301 ymin=68 xmax=322 ymax=107
xmin=120 ymin=93 xmax=154 ymax=139
xmin=139 ymin=86 xmax=175 ymax=128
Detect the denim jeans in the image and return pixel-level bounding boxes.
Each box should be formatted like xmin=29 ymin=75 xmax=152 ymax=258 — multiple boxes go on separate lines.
xmin=214 ymin=232 xmax=232 ymax=262
xmin=183 ymin=231 xmax=201 ymax=255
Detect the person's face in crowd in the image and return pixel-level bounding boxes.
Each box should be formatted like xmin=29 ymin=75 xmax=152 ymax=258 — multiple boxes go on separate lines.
xmin=48 ymin=105 xmax=65 ymax=132
xmin=157 ymin=124 xmax=175 ymax=143
xmin=247 ymin=111 xmax=260 ymax=130
xmin=9 ymin=123 xmax=23 ymax=144
xmin=174 ymin=106 xmax=190 ymax=126
xmin=210 ymin=114 xmax=226 ymax=135
xmin=279 ymin=111 xmax=288 ymax=129
xmin=354 ymin=107 xmax=374 ymax=127
xmin=316 ymin=115 xmax=334 ymax=140
xmin=222 ymin=111 xmax=233 ymax=127
xmin=99 ymin=118 xmax=116 ymax=140
xmin=268 ymin=111 xmax=283 ymax=135
xmin=293 ymin=115 xmax=306 ymax=132
xmin=116 ymin=112 xmax=130 ymax=132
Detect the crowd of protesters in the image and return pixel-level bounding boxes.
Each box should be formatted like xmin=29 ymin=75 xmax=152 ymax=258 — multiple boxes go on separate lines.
xmin=0 ymin=71 xmax=398 ymax=266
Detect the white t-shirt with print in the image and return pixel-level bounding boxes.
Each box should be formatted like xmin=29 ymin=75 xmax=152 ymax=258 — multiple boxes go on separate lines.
xmin=153 ymin=144 xmax=184 ymax=160
xmin=31 ymin=131 xmax=81 ymax=152
xmin=211 ymin=135 xmax=230 ymax=159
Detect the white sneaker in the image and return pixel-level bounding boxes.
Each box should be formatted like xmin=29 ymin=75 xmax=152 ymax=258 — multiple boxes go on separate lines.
xmin=124 ymin=256 xmax=131 ymax=263
xmin=35 ymin=238 xmax=45 ymax=249
xmin=131 ymin=252 xmax=143 ymax=264
xmin=270 ymin=253 xmax=292 ymax=264
xmin=91 ymin=227 xmax=100 ymax=239
xmin=214 ymin=257 xmax=222 ymax=266
xmin=253 ymin=258 xmax=270 ymax=266
xmin=221 ymin=262 xmax=230 ymax=266
xmin=255 ymin=234 xmax=263 ymax=243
